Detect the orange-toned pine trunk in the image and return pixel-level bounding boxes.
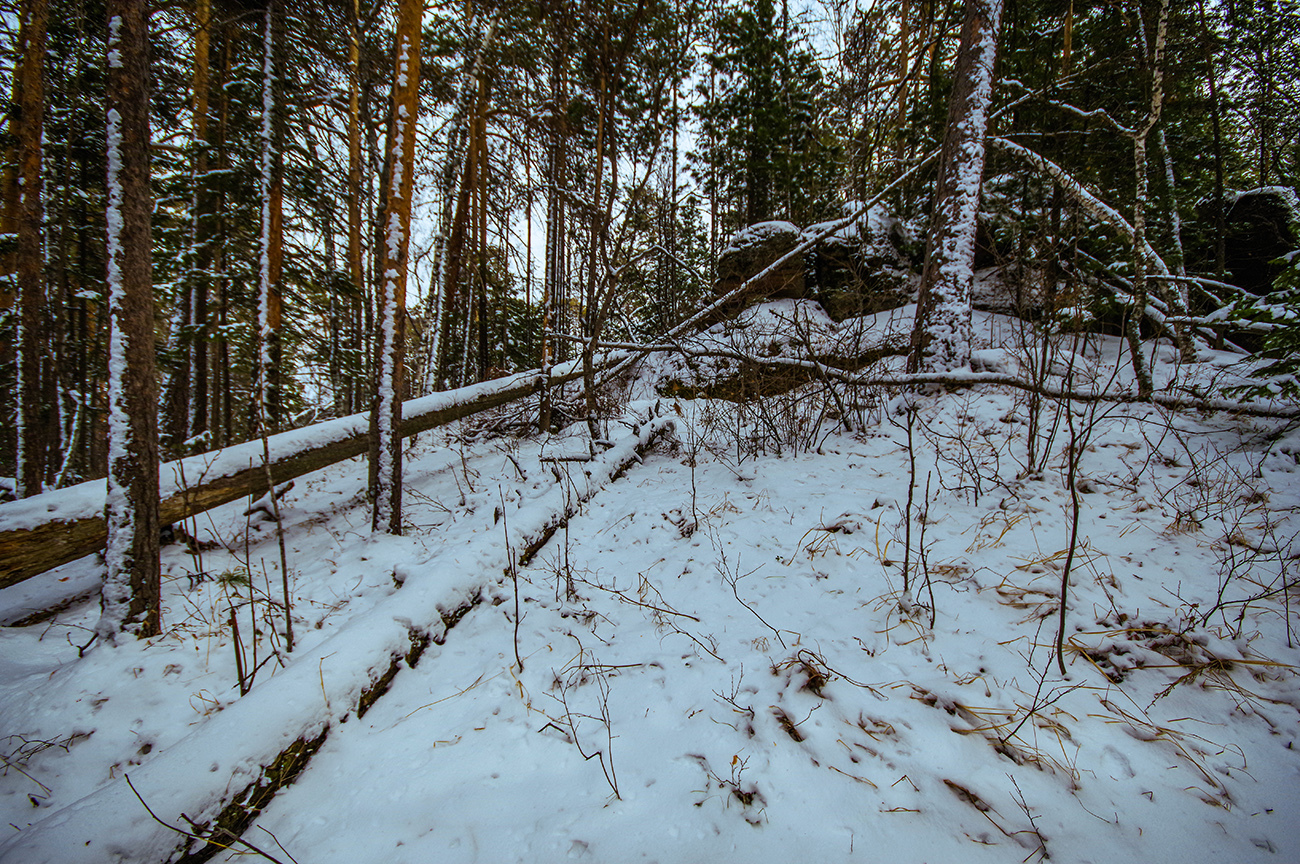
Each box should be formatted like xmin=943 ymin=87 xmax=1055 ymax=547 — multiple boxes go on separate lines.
xmin=370 ymin=0 xmax=422 ymax=533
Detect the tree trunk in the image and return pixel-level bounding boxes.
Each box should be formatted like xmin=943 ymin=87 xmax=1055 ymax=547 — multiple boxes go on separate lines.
xmin=1196 ymin=0 xmax=1226 ymax=279
xmin=212 ymin=30 xmax=232 ymax=448
xmin=345 ymin=0 xmax=364 ymax=415
xmin=257 ymin=1 xmax=285 ymax=433
xmin=908 ymin=0 xmax=1003 ymax=373
xmin=370 ymin=0 xmax=422 ymax=534
xmin=98 ymin=0 xmax=160 ymax=641
xmin=161 ymin=0 xmax=215 ymax=452
xmin=474 ymin=72 xmax=490 ymax=380
xmin=15 ymin=0 xmax=51 ymax=497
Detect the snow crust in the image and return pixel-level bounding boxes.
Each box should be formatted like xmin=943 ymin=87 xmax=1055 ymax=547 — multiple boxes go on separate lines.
xmin=806 ymin=201 xmax=910 ymax=255
xmin=0 ymin=416 xmax=672 ymax=864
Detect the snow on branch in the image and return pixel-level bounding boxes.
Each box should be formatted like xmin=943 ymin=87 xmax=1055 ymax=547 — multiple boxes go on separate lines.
xmin=990 ymin=137 xmax=1173 ymax=283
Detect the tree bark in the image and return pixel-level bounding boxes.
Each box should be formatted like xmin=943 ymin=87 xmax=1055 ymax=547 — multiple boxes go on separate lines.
xmin=192 ymin=2 xmax=213 ymax=442
xmin=345 ymin=0 xmax=364 ymax=416
xmin=1195 ymin=0 xmax=1226 ymax=279
xmin=257 ymin=1 xmax=285 ymax=433
xmin=15 ymin=0 xmax=52 ymax=497
xmin=98 ymin=0 xmax=160 ymax=640
xmin=908 ymin=0 xmax=1002 ymax=374
xmin=370 ymin=0 xmax=422 ymax=534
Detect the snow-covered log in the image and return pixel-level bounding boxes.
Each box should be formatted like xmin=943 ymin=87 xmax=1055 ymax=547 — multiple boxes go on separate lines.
xmin=0 ymin=415 xmax=673 ymax=864
xmin=0 ymin=359 xmax=619 ymax=589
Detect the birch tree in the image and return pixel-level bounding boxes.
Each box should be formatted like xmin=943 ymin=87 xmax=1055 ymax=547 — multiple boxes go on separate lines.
xmin=370 ymin=0 xmax=422 ymax=534
xmin=99 ymin=0 xmax=160 ymax=640
xmin=909 ymin=0 xmax=1003 ymax=373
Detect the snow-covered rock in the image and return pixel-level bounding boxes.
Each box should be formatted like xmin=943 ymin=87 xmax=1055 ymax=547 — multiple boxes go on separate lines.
xmin=1192 ymin=185 xmax=1300 ymax=293
xmin=806 ymin=203 xmax=915 ymax=321
xmin=715 ymin=221 xmax=809 ymax=301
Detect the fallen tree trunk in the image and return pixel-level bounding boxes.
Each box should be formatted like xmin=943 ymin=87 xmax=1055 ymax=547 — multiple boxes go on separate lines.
xmin=0 ymin=415 xmax=674 ymax=864
xmin=0 ymin=360 xmax=618 ymax=589
xmin=584 ymin=335 xmax=1300 ymax=420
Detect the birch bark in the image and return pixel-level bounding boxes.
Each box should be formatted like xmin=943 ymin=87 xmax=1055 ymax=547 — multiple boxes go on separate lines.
xmin=257 ymin=1 xmax=285 ymax=432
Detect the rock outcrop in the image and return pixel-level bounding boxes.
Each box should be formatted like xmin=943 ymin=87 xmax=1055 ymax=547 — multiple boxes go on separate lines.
xmin=1193 ymin=186 xmax=1300 ymax=294
xmin=715 ymin=220 xmax=809 ymax=301
xmin=714 ymin=207 xmax=916 ymax=323
xmin=806 ymin=203 xmax=914 ymax=321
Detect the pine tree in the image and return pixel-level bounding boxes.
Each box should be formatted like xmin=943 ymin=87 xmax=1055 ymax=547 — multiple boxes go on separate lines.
xmin=14 ymin=0 xmax=52 ymax=497
xmin=909 ymin=0 xmax=1003 ymax=373
xmin=693 ymin=0 xmax=836 ymax=234
xmin=370 ymin=0 xmax=422 ymax=534
xmin=99 ymin=0 xmax=160 ymax=640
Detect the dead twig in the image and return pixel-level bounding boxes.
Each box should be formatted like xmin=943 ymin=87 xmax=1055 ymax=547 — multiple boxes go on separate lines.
xmin=125 ymin=774 xmax=295 ymax=864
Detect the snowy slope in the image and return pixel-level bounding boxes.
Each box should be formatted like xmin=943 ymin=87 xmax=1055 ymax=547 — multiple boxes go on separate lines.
xmin=1 ymin=312 xmax=1298 ymax=864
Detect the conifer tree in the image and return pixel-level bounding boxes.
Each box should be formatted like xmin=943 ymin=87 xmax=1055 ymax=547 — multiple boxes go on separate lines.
xmin=99 ymin=0 xmax=159 ymax=640
xmin=693 ymin=0 xmax=835 ymax=232
xmin=909 ymin=0 xmax=1002 ymax=373
xmin=370 ymin=0 xmax=422 ymax=534
xmin=14 ymin=0 xmax=51 ymax=496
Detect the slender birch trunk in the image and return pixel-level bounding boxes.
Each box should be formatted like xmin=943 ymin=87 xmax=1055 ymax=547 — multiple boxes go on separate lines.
xmin=257 ymin=1 xmax=284 ymax=433
xmin=1126 ymin=0 xmax=1192 ymax=394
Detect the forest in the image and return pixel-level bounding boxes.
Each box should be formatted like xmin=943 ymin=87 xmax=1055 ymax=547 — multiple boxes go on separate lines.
xmin=2 ymin=0 xmax=1299 ymax=588
xmin=1 ymin=0 xmax=1300 ymax=861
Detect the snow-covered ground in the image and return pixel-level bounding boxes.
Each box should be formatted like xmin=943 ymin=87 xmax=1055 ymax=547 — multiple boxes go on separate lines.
xmin=2 ymin=308 xmax=1299 ymax=863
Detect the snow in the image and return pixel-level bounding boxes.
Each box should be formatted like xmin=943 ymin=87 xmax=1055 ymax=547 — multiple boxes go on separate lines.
xmin=106 ymin=16 xmax=122 ymax=69
xmin=720 ymin=220 xmax=801 ymax=256
xmin=2 ymin=320 xmax=1299 ymax=864
xmin=804 ymin=202 xmax=910 ymax=259
xmin=100 ymin=91 xmax=132 ymax=637
xmin=1231 ymin=186 xmax=1300 ymax=224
